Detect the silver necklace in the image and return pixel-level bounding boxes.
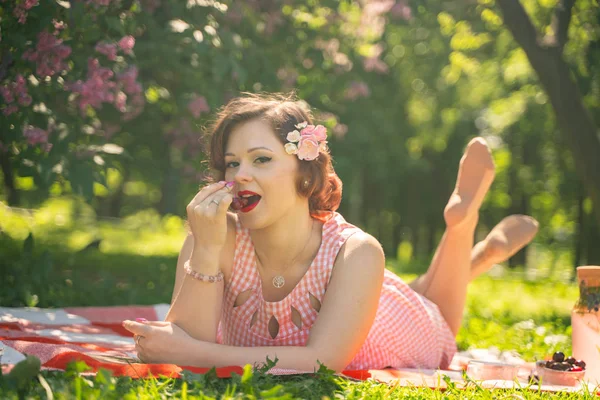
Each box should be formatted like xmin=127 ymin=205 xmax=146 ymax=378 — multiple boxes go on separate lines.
xmin=257 ymin=219 xmax=315 ymax=289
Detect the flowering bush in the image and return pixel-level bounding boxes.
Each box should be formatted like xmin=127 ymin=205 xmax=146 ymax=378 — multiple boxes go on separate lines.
xmin=1 ymin=0 xmax=412 ymax=212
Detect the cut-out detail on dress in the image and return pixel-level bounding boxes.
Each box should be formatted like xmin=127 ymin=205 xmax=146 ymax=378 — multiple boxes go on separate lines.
xmin=291 ymin=306 xmax=302 ymax=330
xmin=249 ymin=310 xmax=258 ymax=328
xmin=309 ymin=292 xmax=321 ymax=312
xmin=233 ymin=290 xmax=253 ymax=308
xmin=268 ymin=315 xmax=279 ymax=339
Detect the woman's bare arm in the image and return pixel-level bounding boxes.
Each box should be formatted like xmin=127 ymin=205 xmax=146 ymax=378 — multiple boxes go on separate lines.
xmin=165 ymin=187 xmax=236 ymax=343
xmin=185 ymin=231 xmax=385 ymax=372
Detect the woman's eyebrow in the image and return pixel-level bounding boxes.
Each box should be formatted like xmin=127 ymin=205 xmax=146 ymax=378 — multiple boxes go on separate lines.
xmin=225 ymin=146 xmax=273 ymax=156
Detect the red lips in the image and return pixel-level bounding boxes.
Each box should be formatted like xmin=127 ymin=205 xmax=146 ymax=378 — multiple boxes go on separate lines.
xmin=233 ymin=190 xmax=261 ymax=213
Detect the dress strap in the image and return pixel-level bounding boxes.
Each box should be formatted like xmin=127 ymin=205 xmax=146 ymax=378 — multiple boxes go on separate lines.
xmin=298 ymin=213 xmax=361 ymax=302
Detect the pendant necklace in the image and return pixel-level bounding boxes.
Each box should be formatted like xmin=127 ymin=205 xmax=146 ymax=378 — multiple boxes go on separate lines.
xmin=257 ymin=219 xmax=315 ymax=289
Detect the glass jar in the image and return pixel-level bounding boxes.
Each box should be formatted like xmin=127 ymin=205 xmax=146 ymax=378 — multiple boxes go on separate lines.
xmin=572 ymin=266 xmax=600 ymax=384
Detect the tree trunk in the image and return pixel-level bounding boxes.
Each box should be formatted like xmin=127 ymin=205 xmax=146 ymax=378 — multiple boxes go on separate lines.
xmin=497 ymin=0 xmax=600 ymax=227
xmin=0 ymin=152 xmax=20 ymax=206
xmin=573 ymin=186 xmax=585 ymax=277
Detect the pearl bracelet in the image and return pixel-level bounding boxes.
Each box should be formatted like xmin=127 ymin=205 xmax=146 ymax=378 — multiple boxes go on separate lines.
xmin=184 ymin=260 xmax=224 ymax=283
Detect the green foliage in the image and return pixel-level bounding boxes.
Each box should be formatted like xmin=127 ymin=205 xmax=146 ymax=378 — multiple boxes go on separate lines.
xmin=1 ymin=0 xmax=600 ymax=265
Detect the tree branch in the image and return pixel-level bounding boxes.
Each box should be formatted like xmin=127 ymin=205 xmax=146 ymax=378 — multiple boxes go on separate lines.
xmin=549 ymin=0 xmax=576 ymax=52
xmin=496 ymin=0 xmax=542 ymax=54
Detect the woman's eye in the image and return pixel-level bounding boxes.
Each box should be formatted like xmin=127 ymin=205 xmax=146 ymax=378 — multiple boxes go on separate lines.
xmin=225 ymin=161 xmax=239 ymax=169
xmin=255 ymin=156 xmax=271 ymax=164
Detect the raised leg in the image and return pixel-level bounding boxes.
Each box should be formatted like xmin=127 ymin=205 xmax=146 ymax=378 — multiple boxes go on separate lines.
xmin=417 ymin=138 xmax=495 ymax=336
xmin=409 ymin=214 xmax=539 ymax=293
xmin=470 ymin=215 xmax=539 ymax=279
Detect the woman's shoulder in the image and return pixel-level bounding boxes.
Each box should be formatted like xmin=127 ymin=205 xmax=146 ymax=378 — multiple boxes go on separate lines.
xmin=328 ymin=212 xmax=385 ymax=268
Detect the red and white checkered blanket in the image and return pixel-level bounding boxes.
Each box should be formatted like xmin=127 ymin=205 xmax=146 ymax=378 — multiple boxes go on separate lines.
xmin=0 ymin=304 xmax=594 ymax=393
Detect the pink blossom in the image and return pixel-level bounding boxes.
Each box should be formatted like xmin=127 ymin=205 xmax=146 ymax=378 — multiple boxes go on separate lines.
xmin=14 ymin=0 xmax=39 ymax=24
xmin=22 ymin=31 xmax=71 ymax=78
xmin=297 ymin=136 xmax=320 ymax=161
xmin=95 ymin=42 xmax=118 ymax=61
xmin=187 ymin=94 xmax=209 ymax=118
xmin=3 ymin=104 xmax=18 ymax=116
xmin=300 ymin=124 xmax=327 ymax=142
xmin=365 ymin=0 xmax=395 ymax=16
xmin=1 ymin=86 xmax=15 ymax=104
xmin=68 ymin=61 xmax=144 ymax=117
xmin=18 ymin=94 xmax=32 ymax=106
xmin=363 ymin=56 xmax=389 ymax=74
xmin=390 ymin=1 xmax=412 ymax=20
xmin=114 ymin=91 xmax=127 ymax=112
xmin=118 ymin=36 xmax=135 ymax=55
xmin=22 ymin=126 xmax=49 ymax=146
xmin=67 ymin=58 xmax=117 ymax=114
xmin=1 ymin=74 xmax=32 ymax=112
xmin=118 ymin=66 xmax=142 ymax=94
xmin=53 ymin=19 xmax=66 ymax=32
xmin=344 ymin=81 xmax=371 ymax=100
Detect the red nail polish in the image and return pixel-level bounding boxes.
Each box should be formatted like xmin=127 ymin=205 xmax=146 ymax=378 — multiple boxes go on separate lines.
xmin=135 ymin=318 xmax=148 ymax=323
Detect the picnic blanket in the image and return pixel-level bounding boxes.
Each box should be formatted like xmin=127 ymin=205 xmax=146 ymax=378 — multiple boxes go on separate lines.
xmin=1 ymin=304 xmax=596 ymax=393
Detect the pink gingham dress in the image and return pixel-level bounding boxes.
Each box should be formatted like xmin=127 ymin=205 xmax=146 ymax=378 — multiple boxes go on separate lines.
xmin=217 ymin=212 xmax=456 ymax=370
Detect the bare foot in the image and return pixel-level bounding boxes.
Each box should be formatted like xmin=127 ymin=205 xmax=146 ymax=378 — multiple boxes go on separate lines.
xmin=444 ymin=138 xmax=496 ymax=228
xmin=470 ymin=215 xmax=539 ymax=279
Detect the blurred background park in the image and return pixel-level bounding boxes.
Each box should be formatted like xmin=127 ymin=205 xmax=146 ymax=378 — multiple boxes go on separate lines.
xmin=0 ymin=0 xmax=599 ymax=322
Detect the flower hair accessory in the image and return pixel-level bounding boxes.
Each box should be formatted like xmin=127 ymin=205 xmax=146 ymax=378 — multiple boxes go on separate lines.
xmin=284 ymin=121 xmax=328 ymax=161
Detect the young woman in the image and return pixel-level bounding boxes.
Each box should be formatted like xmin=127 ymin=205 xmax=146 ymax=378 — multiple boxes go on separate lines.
xmin=123 ymin=93 xmax=538 ymax=372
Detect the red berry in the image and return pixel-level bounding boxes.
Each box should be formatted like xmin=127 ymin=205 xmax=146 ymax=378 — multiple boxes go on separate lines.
xmin=570 ymin=366 xmax=583 ymax=372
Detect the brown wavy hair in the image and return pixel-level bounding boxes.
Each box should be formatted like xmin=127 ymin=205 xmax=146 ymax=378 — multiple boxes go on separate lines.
xmin=204 ymin=92 xmax=342 ymax=218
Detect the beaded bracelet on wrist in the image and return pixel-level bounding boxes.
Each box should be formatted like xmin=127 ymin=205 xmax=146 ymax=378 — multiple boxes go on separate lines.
xmin=184 ymin=260 xmax=224 ymax=283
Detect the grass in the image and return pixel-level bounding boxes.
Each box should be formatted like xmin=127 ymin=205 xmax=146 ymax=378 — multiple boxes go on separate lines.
xmin=0 ymin=197 xmax=595 ymax=398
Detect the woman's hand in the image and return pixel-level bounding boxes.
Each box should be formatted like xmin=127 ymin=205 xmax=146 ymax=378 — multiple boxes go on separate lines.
xmin=186 ymin=181 xmax=234 ymax=252
xmin=122 ymin=320 xmax=204 ymax=365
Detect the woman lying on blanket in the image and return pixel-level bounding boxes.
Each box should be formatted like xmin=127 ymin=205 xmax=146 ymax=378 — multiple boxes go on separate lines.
xmin=123 ymin=93 xmax=538 ymax=372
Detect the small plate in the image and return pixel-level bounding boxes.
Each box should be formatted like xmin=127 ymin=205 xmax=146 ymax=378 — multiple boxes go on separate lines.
xmin=466 ymin=360 xmax=519 ymax=381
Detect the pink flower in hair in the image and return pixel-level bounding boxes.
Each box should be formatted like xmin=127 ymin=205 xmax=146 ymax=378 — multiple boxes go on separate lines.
xmin=301 ymin=124 xmax=327 ymax=142
xmin=285 ymin=122 xmax=328 ymax=161
xmin=297 ymin=136 xmax=320 ymax=160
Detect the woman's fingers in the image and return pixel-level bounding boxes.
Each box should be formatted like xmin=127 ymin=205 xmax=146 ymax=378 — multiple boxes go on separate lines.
xmin=188 ymin=181 xmax=229 ymax=208
xmin=198 ymin=184 xmax=234 ymax=210
xmin=216 ymin=193 xmax=233 ymax=214
xmin=122 ymin=320 xmax=152 ymax=336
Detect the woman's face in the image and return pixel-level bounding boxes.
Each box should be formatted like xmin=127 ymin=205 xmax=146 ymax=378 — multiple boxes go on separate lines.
xmin=224 ymin=118 xmax=304 ymax=229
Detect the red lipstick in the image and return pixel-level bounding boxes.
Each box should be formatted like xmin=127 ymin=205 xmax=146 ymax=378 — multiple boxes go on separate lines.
xmin=235 ymin=190 xmax=261 ymax=213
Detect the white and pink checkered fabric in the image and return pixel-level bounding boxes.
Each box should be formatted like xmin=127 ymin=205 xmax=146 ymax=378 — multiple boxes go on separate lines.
xmin=217 ymin=212 xmax=457 ymax=370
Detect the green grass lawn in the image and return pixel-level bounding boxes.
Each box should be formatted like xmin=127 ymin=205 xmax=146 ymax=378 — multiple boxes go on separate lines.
xmin=0 ymin=198 xmax=594 ymax=399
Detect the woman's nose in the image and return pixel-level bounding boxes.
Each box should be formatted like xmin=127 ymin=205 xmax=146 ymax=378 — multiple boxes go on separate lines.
xmin=233 ymin=163 xmax=253 ymax=184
